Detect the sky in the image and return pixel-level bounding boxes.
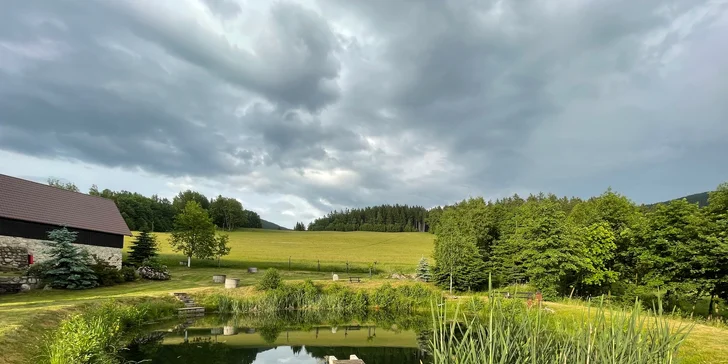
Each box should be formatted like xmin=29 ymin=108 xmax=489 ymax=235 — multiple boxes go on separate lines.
xmin=1 ymin=0 xmax=727 ymax=229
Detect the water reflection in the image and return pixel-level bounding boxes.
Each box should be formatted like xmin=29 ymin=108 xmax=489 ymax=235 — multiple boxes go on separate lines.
xmin=122 ymin=312 xmax=432 ymax=364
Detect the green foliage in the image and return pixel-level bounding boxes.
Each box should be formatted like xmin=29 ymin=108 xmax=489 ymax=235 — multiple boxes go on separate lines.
xmin=257 ymin=268 xmax=282 ymax=290
xmin=205 ymin=281 xmax=436 ymax=314
xmin=430 ymin=297 xmax=692 ymax=364
xmin=43 ymin=299 xmax=179 ymax=364
xmin=308 ymin=204 xmax=428 ymax=232
xmin=416 ymin=256 xmax=431 ymax=282
xmin=170 ymin=201 xmax=216 ymax=267
xmin=173 ymin=189 xmax=210 ymax=212
xmin=89 ymin=255 xmax=123 ymax=287
xmin=43 ymin=228 xmax=98 ymax=290
xmin=293 ymin=221 xmax=306 ymax=231
xmin=126 ymin=229 xmax=158 ymax=266
xmin=209 ymin=195 xmax=245 ymax=231
xmin=120 ymin=266 xmax=139 ymax=282
xmin=47 ymin=177 xmax=79 ymax=192
xmin=432 ymin=206 xmax=490 ymax=291
xmin=25 ymin=260 xmax=53 ymax=279
xmin=212 ymin=233 xmax=232 ymax=267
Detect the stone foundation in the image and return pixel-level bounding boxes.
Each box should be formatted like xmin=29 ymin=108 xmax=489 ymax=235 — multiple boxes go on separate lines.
xmin=0 ymin=246 xmax=29 ymax=270
xmin=0 ymin=235 xmax=122 ymax=269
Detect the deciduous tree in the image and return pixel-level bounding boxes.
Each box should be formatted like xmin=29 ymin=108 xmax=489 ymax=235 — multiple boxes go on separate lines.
xmin=170 ymin=201 xmax=216 ymax=267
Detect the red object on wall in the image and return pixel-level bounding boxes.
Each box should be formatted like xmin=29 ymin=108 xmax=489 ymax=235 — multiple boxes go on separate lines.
xmin=28 ymin=254 xmax=34 ymax=265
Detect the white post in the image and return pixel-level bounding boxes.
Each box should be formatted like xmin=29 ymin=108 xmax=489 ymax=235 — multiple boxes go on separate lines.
xmin=187 ymin=256 xmax=191 ymax=268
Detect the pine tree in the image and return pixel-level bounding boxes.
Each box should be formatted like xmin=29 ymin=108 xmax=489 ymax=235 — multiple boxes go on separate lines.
xmin=416 ymin=256 xmax=432 ymax=282
xmin=127 ymin=228 xmax=158 ymax=265
xmin=44 ymin=227 xmax=98 ymax=290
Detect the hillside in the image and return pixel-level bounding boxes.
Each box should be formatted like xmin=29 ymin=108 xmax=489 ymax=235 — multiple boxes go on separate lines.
xmin=648 ymin=192 xmax=710 ymax=208
xmin=261 ymin=218 xmax=289 ymax=230
xmin=124 ymin=230 xmax=434 ymax=272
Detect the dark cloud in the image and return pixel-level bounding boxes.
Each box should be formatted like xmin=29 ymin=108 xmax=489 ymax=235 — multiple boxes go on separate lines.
xmin=1 ymin=0 xmax=727 ymax=224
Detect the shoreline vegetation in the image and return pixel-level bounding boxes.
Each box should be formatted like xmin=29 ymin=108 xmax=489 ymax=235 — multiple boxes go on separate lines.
xmin=27 ymin=286 xmax=697 ymax=364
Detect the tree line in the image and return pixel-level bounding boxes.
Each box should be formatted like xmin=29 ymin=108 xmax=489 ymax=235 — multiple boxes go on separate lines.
xmin=307 ymin=204 xmax=428 ymax=232
xmin=430 ymin=183 xmax=728 ymax=316
xmin=46 ymin=178 xmax=262 ymax=232
xmin=88 ymin=187 xmax=263 ymax=231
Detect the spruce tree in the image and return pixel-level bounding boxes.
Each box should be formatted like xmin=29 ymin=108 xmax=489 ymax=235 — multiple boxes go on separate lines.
xmin=416 ymin=256 xmax=432 ymax=282
xmin=127 ymin=228 xmax=158 ymax=265
xmin=44 ymin=227 xmax=98 ymax=290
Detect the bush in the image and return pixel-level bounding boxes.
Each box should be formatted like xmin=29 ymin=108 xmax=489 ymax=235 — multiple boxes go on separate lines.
xmin=137 ymin=258 xmax=170 ymax=281
xmin=90 ymin=255 xmax=124 ymax=287
xmin=120 ymin=266 xmax=139 ymax=282
xmin=257 ymin=268 xmax=282 ymax=290
xmin=25 ymin=260 xmax=53 ymax=279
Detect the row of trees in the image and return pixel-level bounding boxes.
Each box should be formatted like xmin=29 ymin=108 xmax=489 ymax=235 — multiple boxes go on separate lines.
xmin=307 ymin=204 xmax=428 ymax=232
xmin=46 ymin=178 xmax=263 ymax=232
xmin=431 ymin=183 xmax=728 ymax=316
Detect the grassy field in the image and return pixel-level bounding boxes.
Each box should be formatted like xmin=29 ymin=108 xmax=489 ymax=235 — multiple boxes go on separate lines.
xmin=124 ymin=229 xmax=435 ymax=273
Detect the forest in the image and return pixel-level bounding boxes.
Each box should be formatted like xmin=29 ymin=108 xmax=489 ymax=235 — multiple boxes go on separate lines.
xmin=307 ymin=204 xmax=428 ymax=232
xmin=86 ymin=185 xmax=262 ymax=232
xmin=429 ymin=182 xmax=728 ymax=316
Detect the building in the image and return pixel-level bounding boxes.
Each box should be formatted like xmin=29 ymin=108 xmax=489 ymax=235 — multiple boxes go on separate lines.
xmin=0 ymin=174 xmax=131 ymax=270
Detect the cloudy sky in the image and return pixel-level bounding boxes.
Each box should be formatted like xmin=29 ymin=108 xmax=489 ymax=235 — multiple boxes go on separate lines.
xmin=1 ymin=0 xmax=727 ymax=228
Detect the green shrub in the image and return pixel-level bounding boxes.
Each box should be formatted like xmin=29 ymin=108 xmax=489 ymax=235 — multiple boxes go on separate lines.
xmin=120 ymin=266 xmax=139 ymax=282
xmin=43 ymin=298 xmax=178 ymax=364
xmin=257 ymin=268 xmax=282 ymax=290
xmin=90 ymin=255 xmax=124 ymax=287
xmin=25 ymin=260 xmax=53 ymax=279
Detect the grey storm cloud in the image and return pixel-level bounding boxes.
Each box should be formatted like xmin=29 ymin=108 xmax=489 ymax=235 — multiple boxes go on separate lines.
xmin=1 ymin=0 xmax=727 ymax=218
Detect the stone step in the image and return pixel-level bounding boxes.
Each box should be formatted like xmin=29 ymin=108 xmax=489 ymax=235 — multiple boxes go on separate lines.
xmin=178 ymin=307 xmax=205 ymax=315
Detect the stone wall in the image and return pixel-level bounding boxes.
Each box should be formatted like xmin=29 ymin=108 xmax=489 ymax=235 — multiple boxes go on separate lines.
xmin=0 ymin=276 xmax=41 ymax=294
xmin=0 ymin=235 xmax=122 ymax=269
xmin=0 ymin=246 xmax=29 ymax=271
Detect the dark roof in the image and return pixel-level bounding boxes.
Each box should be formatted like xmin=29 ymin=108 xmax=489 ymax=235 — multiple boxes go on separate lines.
xmin=0 ymin=174 xmax=132 ymax=236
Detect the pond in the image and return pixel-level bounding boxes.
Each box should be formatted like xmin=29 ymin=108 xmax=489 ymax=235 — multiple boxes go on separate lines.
xmin=121 ymin=312 xmax=432 ymax=364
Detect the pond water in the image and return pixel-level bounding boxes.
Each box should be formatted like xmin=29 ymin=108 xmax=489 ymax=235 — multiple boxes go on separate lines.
xmin=121 ymin=313 xmax=432 ymax=364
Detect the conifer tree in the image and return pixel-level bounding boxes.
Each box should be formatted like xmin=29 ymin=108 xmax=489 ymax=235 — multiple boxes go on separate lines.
xmin=416 ymin=256 xmax=432 ymax=282
xmin=127 ymin=228 xmax=158 ymax=265
xmin=44 ymin=227 xmax=98 ymax=290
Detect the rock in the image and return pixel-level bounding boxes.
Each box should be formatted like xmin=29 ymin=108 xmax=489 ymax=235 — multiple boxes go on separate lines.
xmin=332 ymin=274 xmax=339 ymax=281
xmin=20 ymin=284 xmax=31 ymax=292
xmin=390 ymin=273 xmax=406 ymax=280
xmin=43 ymin=284 xmax=52 ymax=290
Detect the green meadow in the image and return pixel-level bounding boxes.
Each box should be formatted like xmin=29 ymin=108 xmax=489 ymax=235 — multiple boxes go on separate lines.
xmin=124 ymin=229 xmax=435 ymax=273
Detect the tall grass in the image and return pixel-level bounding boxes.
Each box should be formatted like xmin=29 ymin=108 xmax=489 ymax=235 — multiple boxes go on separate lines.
xmin=43 ymin=298 xmax=179 ymax=364
xmin=199 ymin=280 xmax=438 ymax=315
xmin=430 ymin=296 xmax=692 ymax=364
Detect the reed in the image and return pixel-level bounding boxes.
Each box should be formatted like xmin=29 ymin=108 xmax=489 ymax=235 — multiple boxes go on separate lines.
xmin=200 ymin=280 xmax=439 ymax=315
xmin=430 ymin=296 xmax=692 ymax=364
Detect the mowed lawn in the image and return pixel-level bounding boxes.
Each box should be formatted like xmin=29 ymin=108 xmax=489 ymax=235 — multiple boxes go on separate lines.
xmin=124 ymin=229 xmax=435 ymax=273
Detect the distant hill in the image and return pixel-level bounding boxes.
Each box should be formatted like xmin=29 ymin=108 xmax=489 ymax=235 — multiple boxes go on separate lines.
xmin=261 ymin=219 xmax=289 ymax=230
xmin=648 ymin=192 xmax=710 ymax=208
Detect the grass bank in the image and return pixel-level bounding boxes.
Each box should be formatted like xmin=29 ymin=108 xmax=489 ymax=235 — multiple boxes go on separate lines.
xmin=0 ymin=297 xmax=180 ymax=364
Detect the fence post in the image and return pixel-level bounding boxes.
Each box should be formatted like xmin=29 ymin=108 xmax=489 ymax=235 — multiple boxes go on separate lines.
xmin=289 ymin=256 xmax=291 ymax=271
xmin=318 ymin=260 xmax=320 ymax=272
xmin=346 ymin=261 xmax=349 ymax=274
